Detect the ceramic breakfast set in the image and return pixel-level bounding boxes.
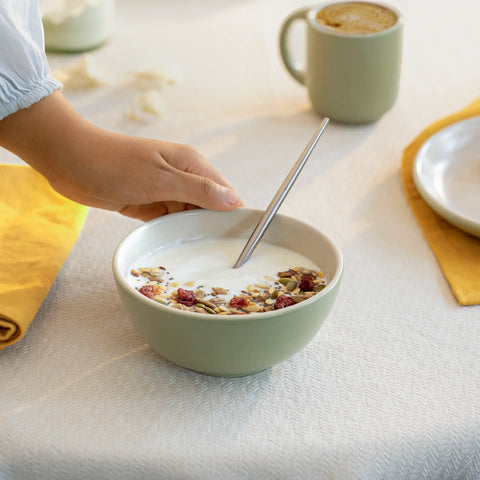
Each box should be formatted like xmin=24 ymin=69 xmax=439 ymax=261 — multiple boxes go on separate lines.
xmin=43 ymin=0 xmax=478 ymax=376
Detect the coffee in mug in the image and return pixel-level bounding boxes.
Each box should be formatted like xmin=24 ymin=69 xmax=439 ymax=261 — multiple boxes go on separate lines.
xmin=315 ymin=2 xmax=397 ymax=34
xmin=279 ymin=1 xmax=403 ymax=124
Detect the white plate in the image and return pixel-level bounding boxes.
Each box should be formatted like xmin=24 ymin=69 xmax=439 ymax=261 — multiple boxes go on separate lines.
xmin=413 ymin=115 xmax=480 ymax=238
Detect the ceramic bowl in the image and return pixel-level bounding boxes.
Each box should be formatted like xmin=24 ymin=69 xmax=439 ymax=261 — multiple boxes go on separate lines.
xmin=112 ymin=208 xmax=343 ymax=376
xmin=43 ymin=0 xmax=115 ymax=52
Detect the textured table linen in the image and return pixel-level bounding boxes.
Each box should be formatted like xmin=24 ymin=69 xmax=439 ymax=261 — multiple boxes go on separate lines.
xmin=1 ymin=0 xmax=480 ymax=479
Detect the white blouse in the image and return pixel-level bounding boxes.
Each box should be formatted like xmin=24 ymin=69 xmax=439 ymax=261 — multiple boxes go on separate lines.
xmin=0 ymin=0 xmax=61 ymax=120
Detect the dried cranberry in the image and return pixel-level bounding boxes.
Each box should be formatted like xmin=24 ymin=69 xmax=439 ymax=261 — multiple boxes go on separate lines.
xmin=299 ymin=275 xmax=315 ymax=292
xmin=177 ymin=288 xmax=196 ymax=306
xmin=274 ymin=294 xmax=296 ymax=309
xmin=229 ymin=296 xmax=249 ymax=308
xmin=139 ymin=285 xmax=155 ymax=299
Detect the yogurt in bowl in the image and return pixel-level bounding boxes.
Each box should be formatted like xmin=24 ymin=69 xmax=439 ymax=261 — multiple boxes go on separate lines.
xmin=113 ymin=208 xmax=343 ymax=376
xmin=128 ymin=237 xmax=327 ymax=315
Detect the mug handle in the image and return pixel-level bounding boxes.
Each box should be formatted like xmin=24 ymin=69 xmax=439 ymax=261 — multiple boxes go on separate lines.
xmin=279 ymin=7 xmax=309 ymax=86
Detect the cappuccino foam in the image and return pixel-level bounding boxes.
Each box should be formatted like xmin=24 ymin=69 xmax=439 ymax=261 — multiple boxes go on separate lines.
xmin=316 ymin=2 xmax=397 ymax=34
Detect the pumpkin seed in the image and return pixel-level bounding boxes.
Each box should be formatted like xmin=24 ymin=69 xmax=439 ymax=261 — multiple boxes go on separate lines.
xmin=153 ymin=296 xmax=169 ymax=305
xmin=196 ymin=303 xmax=216 ymax=314
xmin=286 ymin=280 xmax=297 ymax=291
xmin=292 ymin=294 xmax=309 ymax=303
xmin=195 ymin=297 xmax=216 ymax=309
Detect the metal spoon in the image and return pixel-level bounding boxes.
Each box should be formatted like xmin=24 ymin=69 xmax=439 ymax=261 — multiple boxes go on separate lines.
xmin=233 ymin=117 xmax=329 ymax=269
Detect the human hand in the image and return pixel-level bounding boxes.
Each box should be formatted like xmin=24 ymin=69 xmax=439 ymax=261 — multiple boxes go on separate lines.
xmin=0 ymin=92 xmax=243 ymax=221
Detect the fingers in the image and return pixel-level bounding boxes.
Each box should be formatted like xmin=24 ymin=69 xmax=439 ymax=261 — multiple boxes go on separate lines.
xmin=117 ymin=140 xmax=243 ymax=221
xmin=164 ymin=169 xmax=242 ymax=211
xmin=155 ymin=142 xmax=243 ymax=211
xmin=119 ymin=201 xmax=198 ymax=222
xmin=162 ymin=143 xmax=236 ymax=191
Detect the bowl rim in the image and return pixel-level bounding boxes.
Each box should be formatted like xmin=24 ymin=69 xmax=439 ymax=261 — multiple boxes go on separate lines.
xmin=112 ymin=208 xmax=343 ymax=322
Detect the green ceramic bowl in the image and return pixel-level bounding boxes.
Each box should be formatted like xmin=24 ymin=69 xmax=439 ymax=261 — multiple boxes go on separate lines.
xmin=112 ymin=208 xmax=343 ymax=376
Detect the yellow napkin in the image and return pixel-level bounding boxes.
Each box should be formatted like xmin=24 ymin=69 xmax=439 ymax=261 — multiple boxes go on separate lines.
xmin=401 ymin=98 xmax=480 ymax=305
xmin=0 ymin=165 xmax=88 ymax=349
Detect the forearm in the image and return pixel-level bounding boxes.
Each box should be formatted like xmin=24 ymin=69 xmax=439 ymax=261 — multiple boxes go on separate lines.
xmin=0 ymin=5 xmax=241 ymax=221
xmin=0 ymin=91 xmax=241 ymax=220
xmin=0 ymin=91 xmax=91 ymax=180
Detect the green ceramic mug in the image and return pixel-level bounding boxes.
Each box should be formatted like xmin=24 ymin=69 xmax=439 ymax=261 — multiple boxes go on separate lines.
xmin=279 ymin=1 xmax=403 ymax=124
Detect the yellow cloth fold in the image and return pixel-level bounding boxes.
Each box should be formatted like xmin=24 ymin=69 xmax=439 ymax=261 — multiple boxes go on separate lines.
xmin=0 ymin=165 xmax=88 ymax=349
xmin=401 ymin=98 xmax=480 ymax=305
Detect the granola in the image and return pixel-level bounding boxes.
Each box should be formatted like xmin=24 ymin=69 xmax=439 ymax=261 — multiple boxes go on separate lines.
xmin=131 ymin=266 xmax=327 ymax=315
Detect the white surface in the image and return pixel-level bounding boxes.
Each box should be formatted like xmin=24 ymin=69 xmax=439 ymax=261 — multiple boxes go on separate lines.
xmin=1 ymin=0 xmax=480 ymax=478
xmin=413 ymin=116 xmax=480 ymax=237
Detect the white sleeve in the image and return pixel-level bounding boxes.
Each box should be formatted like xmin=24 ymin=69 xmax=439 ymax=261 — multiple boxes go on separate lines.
xmin=0 ymin=0 xmax=61 ymax=120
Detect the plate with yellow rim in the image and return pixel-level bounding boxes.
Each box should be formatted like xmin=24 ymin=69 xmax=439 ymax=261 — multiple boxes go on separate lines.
xmin=412 ymin=115 xmax=480 ymax=238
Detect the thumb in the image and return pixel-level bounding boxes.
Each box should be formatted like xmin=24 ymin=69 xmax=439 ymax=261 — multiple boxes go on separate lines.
xmin=171 ymin=171 xmax=242 ymax=211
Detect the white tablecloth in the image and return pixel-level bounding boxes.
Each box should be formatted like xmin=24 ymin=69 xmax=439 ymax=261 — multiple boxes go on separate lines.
xmin=1 ymin=0 xmax=480 ymax=478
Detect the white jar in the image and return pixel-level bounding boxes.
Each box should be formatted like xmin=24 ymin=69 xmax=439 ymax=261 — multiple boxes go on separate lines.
xmin=42 ymin=0 xmax=115 ymax=52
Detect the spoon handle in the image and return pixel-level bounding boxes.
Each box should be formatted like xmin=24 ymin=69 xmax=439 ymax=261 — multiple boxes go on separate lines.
xmin=233 ymin=117 xmax=329 ymax=269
